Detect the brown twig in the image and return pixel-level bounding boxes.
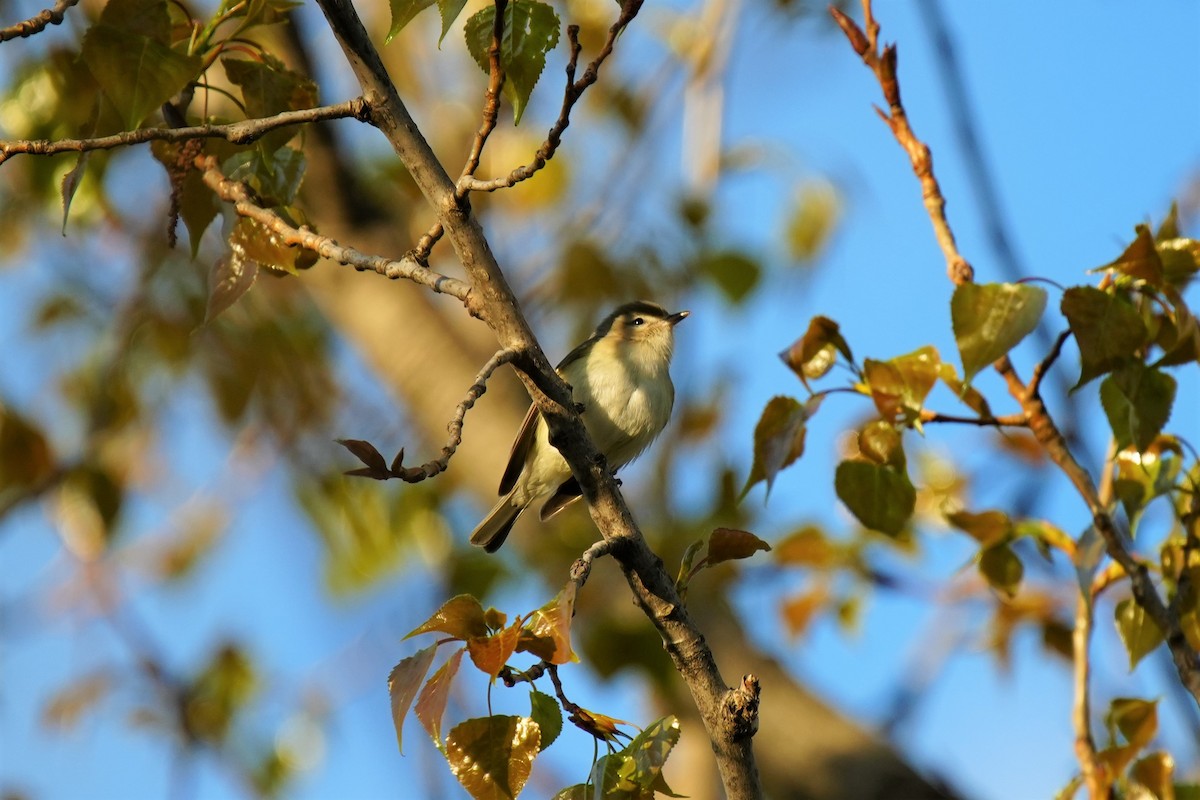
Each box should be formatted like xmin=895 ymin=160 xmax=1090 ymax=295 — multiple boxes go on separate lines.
xmin=1072 ymin=590 xmax=1107 ymax=798
xmin=194 ymin=154 xmax=477 ymax=308
xmin=918 ymin=409 xmax=1028 ymax=428
xmin=0 ymin=0 xmax=77 ymax=42
xmin=456 ymin=0 xmax=509 ymax=191
xmin=1027 ymin=329 xmax=1072 ymax=400
xmin=455 ymin=0 xmax=644 ymax=195
xmin=829 ymin=1 xmax=972 ymax=285
xmin=0 ymin=100 xmax=369 ymax=165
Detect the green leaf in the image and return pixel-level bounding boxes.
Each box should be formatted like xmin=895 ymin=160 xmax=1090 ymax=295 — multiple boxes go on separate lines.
xmin=779 ymin=316 xmax=854 ymax=389
xmin=405 ymin=594 xmax=489 ymax=640
xmin=224 ymin=147 xmax=308 ymax=207
xmin=387 ymin=644 xmax=438 ymax=753
xmin=834 ymin=459 xmax=916 ymax=536
xmin=947 ymin=509 xmax=1012 ymax=548
xmin=438 ymin=0 xmax=471 ymax=43
xmin=1114 ymin=598 xmax=1165 ymax=669
xmin=621 ymin=716 xmax=682 ymax=792
xmin=1114 ymin=437 xmax=1182 ymax=530
xmin=81 ymin=25 xmax=202 ymax=129
xmin=1157 ymin=236 xmax=1200 ymax=290
xmin=445 ymin=716 xmax=540 ymax=800
xmin=464 ymin=0 xmax=561 ymax=124
xmin=698 ymin=250 xmax=761 ymax=303
xmin=741 ymin=395 xmax=820 ymax=499
xmin=1104 ymin=225 xmax=1164 ymax=286
xmin=222 ymin=56 xmax=317 ymax=155
xmin=529 ymin=690 xmax=562 ymax=751
xmin=1099 ymin=363 xmax=1176 ymax=452
xmin=60 ymin=151 xmax=91 ymax=234
xmin=705 ymin=528 xmax=771 ymax=566
xmin=861 ymin=345 xmax=941 ymax=426
xmin=978 ymin=543 xmax=1023 ymax=598
xmin=1106 ymin=697 xmax=1158 ymax=749
xmin=951 ymin=282 xmax=1048 ymax=381
xmin=1060 ymin=286 xmax=1149 ymax=388
xmin=386 ymin=0 xmax=436 ymax=42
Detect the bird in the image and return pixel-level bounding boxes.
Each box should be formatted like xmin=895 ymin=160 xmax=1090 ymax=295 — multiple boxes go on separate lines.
xmin=469 ymin=301 xmax=689 ymax=552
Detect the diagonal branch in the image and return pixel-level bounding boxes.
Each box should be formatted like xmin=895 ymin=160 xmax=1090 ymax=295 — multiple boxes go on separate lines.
xmin=312 ymin=0 xmax=761 ymax=794
xmin=195 ymin=154 xmax=476 ymax=306
xmin=0 ymin=0 xmax=77 ymax=42
xmin=0 ymin=100 xmax=369 ymax=165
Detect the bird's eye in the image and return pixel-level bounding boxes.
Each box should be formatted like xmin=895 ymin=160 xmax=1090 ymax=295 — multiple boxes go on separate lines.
xmin=631 ymin=317 xmax=644 ymax=326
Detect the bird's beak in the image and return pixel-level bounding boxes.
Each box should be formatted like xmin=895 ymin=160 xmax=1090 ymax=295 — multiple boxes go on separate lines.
xmin=667 ymin=310 xmax=690 ymax=326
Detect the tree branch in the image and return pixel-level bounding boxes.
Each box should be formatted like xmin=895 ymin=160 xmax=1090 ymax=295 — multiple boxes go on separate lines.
xmin=311 ymin=0 xmax=761 ymax=794
xmin=195 ymin=154 xmax=476 ymax=306
xmin=918 ymin=409 xmax=1028 ymax=428
xmin=0 ymin=0 xmax=77 ymax=42
xmin=0 ymin=100 xmax=369 ymax=165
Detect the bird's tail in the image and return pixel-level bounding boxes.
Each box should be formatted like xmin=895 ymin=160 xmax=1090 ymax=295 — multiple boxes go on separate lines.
xmin=469 ymin=492 xmax=526 ymax=552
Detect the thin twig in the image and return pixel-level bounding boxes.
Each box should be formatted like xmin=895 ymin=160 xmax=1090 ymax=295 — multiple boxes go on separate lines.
xmin=194 ymin=154 xmax=477 ymax=308
xmin=0 ymin=0 xmax=78 ymax=42
xmin=918 ymin=410 xmax=1028 ymax=428
xmin=1072 ymin=590 xmax=1106 ymax=798
xmin=455 ymin=0 xmax=645 ymax=195
xmin=829 ymin=0 xmax=972 ymax=285
xmin=1027 ymin=329 xmax=1072 ymax=400
xmin=456 ymin=0 xmax=509 ymax=191
xmin=0 ymin=100 xmax=369 ymax=165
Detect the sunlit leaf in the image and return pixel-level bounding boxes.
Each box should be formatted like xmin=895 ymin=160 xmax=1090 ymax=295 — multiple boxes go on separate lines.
xmin=529 ymin=690 xmax=562 ymax=751
xmin=388 ymin=644 xmax=438 ymax=754
xmin=1106 ymin=697 xmax=1158 ymax=749
xmin=706 ymin=527 xmax=771 ymax=566
xmin=464 ymin=0 xmax=561 ymax=124
xmin=1113 ymin=438 xmax=1182 ymax=531
xmin=518 ymin=583 xmax=577 ymax=665
xmin=1104 ymin=224 xmax=1164 ymax=286
xmin=773 ymin=525 xmax=838 ymax=568
xmin=445 ymin=716 xmax=540 ymax=800
xmin=978 ymin=543 xmax=1023 ymax=598
xmin=779 ymin=315 xmax=853 ymax=389
xmin=466 ymin=623 xmax=521 ymax=679
xmin=205 ymin=254 xmax=259 ymax=323
xmin=861 ymin=345 xmax=940 ymax=425
xmin=947 ymin=509 xmax=1012 ymax=548
xmin=1061 ymin=286 xmax=1149 ymax=388
xmin=416 ymin=648 xmax=464 ymax=747
xmin=834 ymin=459 xmax=916 ymax=536
xmin=780 ymin=584 xmax=829 ymax=638
xmin=406 ymin=594 xmax=489 ymax=640
xmin=1100 ymin=363 xmax=1176 ymax=452
xmin=1157 ymin=236 xmax=1200 ymax=290
xmin=1131 ymin=752 xmax=1175 ymax=800
xmin=858 ymin=419 xmax=903 ymax=467
xmin=741 ymin=395 xmax=820 ymax=499
xmin=81 ymin=23 xmax=201 ymax=130
xmin=621 ymin=716 xmax=682 ymax=792
xmin=951 ymin=282 xmax=1047 ymax=381
xmin=1115 ymin=598 xmax=1165 ymax=669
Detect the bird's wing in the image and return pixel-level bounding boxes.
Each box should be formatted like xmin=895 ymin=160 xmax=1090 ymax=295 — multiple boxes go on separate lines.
xmin=539 ymin=477 xmax=582 ymax=521
xmin=498 ymin=403 xmax=540 ymax=495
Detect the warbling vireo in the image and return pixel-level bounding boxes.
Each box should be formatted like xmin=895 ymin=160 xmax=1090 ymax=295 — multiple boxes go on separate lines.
xmin=470 ymin=301 xmax=689 ymax=551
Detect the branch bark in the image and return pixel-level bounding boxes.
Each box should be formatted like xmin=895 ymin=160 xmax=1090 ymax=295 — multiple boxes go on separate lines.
xmin=311 ymin=0 xmax=762 ymax=794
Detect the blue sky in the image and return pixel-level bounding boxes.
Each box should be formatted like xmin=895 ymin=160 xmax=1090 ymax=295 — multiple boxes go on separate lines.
xmin=2 ymin=1 xmax=1199 ymax=799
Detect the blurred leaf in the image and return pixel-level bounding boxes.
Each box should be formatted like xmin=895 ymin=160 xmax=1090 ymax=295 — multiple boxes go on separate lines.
xmin=445 ymin=716 xmax=540 ymax=800
xmin=780 ymin=584 xmax=829 ymax=638
xmin=42 ymin=672 xmax=111 ymax=730
xmin=1154 ymin=300 xmax=1200 ymax=367
xmin=386 ymin=0 xmax=435 ymax=42
xmin=464 ymin=0 xmax=561 ymax=124
xmin=779 ymin=316 xmax=853 ymax=389
xmin=147 ymin=507 xmax=226 ymax=581
xmin=1115 ymin=598 xmax=1165 ymax=669
xmin=416 ymin=648 xmax=464 ymax=747
xmin=528 ymin=690 xmax=562 ymax=752
xmin=784 ymin=181 xmax=840 ymax=263
xmin=0 ymin=406 xmax=56 ymax=496
xmin=467 ymin=623 xmax=521 ymax=680
xmin=183 ymin=644 xmax=257 ymax=745
xmin=947 ymin=509 xmax=1012 ymax=548
xmin=387 ymin=644 xmax=438 ymax=754
xmin=1104 ymin=225 xmax=1164 ymax=286
xmin=1099 ymin=363 xmax=1176 ymax=452
xmin=861 ymin=346 xmax=940 ymax=426
xmin=858 ymin=419 xmax=903 ymax=467
xmin=706 ymin=527 xmax=771 ymax=566
xmin=205 ymin=253 xmax=259 ymax=323
xmin=406 ymin=594 xmax=489 ymax=640
xmin=1132 ymin=752 xmax=1176 ymax=800
xmin=1060 ymin=286 xmax=1149 ymax=388
xmin=834 ymin=459 xmax=915 ymax=536
xmin=978 ymin=543 xmax=1023 ymax=598
xmin=1107 ymin=697 xmax=1158 ymax=749
xmin=1157 ymin=237 xmax=1200 ymax=290
xmin=741 ymin=395 xmax=819 ymax=499
xmin=1114 ymin=438 xmax=1182 ymax=531
xmin=951 ymin=282 xmax=1047 ymax=381
xmin=774 ymin=525 xmax=838 ymax=568
xmin=698 ymin=250 xmax=761 ymax=303
xmin=517 ymin=583 xmax=576 ymax=665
